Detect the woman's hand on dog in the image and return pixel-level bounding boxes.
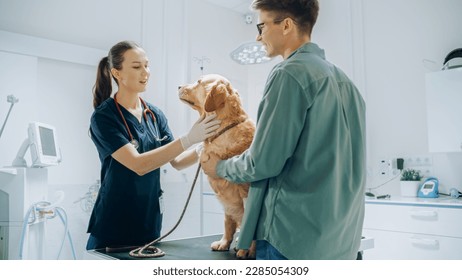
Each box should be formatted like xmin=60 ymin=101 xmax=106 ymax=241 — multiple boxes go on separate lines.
xmin=190 ymin=113 xmax=221 ymax=143
xmin=180 ymin=113 xmax=220 ymax=150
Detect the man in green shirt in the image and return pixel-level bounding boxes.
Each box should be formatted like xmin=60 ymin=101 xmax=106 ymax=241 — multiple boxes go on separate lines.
xmin=202 ymin=0 xmax=366 ymax=260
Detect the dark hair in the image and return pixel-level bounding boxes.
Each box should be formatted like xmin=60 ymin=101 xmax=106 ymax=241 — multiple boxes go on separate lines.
xmin=92 ymin=40 xmax=140 ymax=109
xmin=251 ymin=0 xmax=319 ymax=35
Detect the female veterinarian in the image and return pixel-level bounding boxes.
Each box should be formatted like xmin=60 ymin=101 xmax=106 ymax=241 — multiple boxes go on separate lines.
xmin=86 ymin=40 xmax=220 ymax=250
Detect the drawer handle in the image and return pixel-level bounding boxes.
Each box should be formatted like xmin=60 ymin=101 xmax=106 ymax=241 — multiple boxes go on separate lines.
xmin=409 ymin=237 xmax=439 ymax=248
xmin=409 ymin=210 xmax=437 ymax=218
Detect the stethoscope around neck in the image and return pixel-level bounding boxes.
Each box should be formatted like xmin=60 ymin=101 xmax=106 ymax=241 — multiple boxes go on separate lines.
xmin=114 ymin=93 xmax=167 ymax=150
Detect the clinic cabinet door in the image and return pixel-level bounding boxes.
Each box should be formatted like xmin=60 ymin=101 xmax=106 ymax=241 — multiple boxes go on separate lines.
xmin=425 ymin=68 xmax=462 ymax=152
xmin=362 ymin=202 xmax=462 ymax=259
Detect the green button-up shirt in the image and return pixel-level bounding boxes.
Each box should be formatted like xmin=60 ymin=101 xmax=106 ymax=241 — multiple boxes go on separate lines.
xmin=216 ymin=43 xmax=366 ymax=259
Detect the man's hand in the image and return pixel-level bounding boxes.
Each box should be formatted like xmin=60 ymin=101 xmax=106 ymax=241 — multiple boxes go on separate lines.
xmin=201 ymin=153 xmax=221 ymax=179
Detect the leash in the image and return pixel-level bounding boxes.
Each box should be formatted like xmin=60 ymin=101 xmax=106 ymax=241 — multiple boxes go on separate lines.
xmin=128 ymin=119 xmax=246 ymax=258
xmin=128 ymin=163 xmax=202 ymax=258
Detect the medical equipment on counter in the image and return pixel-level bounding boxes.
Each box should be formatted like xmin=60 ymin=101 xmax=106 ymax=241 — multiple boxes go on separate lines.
xmin=365 ymin=168 xmax=402 ymax=198
xmin=438 ymin=187 xmax=462 ymax=199
xmin=449 ymin=188 xmax=462 ymax=198
xmin=113 ymin=93 xmax=167 ymax=150
xmin=12 ymin=122 xmax=62 ymax=167
xmin=418 ymin=177 xmax=439 ymax=198
xmin=0 ymin=94 xmax=19 ymax=140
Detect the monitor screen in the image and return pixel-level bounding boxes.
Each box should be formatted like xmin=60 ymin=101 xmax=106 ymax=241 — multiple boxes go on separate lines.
xmin=28 ymin=122 xmax=60 ymax=167
xmin=39 ymin=126 xmax=57 ymax=157
xmin=423 ymin=183 xmax=433 ymax=189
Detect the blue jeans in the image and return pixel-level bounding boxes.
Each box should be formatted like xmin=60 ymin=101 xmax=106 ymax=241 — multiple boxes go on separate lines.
xmin=256 ymin=240 xmax=288 ymax=260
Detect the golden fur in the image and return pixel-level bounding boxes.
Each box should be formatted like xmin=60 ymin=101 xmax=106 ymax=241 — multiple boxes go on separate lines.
xmin=178 ymin=74 xmax=256 ymax=259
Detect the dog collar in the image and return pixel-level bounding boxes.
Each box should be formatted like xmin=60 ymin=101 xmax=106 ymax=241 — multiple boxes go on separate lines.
xmin=207 ymin=120 xmax=245 ymax=143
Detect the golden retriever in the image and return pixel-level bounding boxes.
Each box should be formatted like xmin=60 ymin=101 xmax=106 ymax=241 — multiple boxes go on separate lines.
xmin=178 ymin=74 xmax=256 ymax=259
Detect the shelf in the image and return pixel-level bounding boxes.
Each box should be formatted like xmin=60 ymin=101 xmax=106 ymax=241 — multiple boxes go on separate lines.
xmin=0 ymin=168 xmax=18 ymax=176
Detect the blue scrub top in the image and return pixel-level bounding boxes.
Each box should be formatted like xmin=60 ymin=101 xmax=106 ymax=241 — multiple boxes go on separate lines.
xmin=87 ymin=97 xmax=174 ymax=247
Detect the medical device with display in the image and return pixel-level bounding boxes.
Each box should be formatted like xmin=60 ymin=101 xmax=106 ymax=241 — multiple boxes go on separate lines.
xmin=418 ymin=177 xmax=439 ymax=198
xmin=12 ymin=122 xmax=61 ymax=167
xmin=28 ymin=122 xmax=61 ymax=167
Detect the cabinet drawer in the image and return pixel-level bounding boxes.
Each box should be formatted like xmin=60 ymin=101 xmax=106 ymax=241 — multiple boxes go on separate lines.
xmin=364 ymin=204 xmax=462 ymax=238
xmin=362 ymin=229 xmax=462 ymax=260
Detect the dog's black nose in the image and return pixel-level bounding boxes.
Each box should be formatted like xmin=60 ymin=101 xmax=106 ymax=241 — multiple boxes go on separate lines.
xmin=178 ymin=86 xmax=182 ymax=90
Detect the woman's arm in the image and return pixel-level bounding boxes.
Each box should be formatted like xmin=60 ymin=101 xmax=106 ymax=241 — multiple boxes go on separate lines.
xmin=112 ymin=138 xmax=186 ymax=176
xmin=170 ymin=148 xmax=198 ymax=170
xmin=111 ymin=114 xmax=218 ymax=176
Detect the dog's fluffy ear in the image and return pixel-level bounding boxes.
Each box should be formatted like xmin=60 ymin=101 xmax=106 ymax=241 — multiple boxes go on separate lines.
xmin=204 ymin=83 xmax=227 ymax=112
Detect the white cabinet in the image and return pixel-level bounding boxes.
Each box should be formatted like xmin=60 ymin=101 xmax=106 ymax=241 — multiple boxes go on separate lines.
xmin=425 ymin=68 xmax=462 ymax=152
xmin=363 ymin=198 xmax=462 ymax=259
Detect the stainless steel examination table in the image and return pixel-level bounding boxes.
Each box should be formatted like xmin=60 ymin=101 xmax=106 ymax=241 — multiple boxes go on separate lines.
xmin=85 ymin=234 xmax=374 ymax=260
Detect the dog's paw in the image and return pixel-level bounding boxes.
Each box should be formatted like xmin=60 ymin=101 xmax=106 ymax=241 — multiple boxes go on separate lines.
xmin=234 ymin=240 xmax=257 ymax=259
xmin=235 ymin=249 xmax=256 ymax=260
xmin=211 ymin=240 xmax=231 ymax=251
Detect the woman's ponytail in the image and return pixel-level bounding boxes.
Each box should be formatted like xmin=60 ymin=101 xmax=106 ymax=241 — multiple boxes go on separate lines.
xmin=92 ymin=56 xmax=112 ymax=109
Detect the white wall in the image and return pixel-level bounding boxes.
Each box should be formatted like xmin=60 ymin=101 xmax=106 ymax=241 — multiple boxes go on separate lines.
xmin=36 ymin=59 xmax=99 ymax=184
xmin=0 ymin=0 xmax=144 ymax=50
xmin=362 ymin=0 xmax=462 ymax=195
xmin=0 ymin=52 xmax=38 ymax=165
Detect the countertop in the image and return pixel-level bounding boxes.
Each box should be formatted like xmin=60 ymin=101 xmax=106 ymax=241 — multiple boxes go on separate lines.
xmin=365 ymin=195 xmax=462 ymax=208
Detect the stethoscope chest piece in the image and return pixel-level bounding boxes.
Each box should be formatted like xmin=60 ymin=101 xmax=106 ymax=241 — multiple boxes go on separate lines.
xmin=130 ymin=139 xmax=139 ymax=150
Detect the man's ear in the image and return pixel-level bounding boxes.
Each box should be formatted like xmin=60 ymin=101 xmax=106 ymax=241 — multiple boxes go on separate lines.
xmin=282 ymin=17 xmax=295 ymax=35
xmin=204 ymin=83 xmax=227 ymax=112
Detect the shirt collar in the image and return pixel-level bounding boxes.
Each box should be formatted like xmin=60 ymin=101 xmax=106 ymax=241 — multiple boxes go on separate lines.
xmin=286 ymin=42 xmax=326 ymax=60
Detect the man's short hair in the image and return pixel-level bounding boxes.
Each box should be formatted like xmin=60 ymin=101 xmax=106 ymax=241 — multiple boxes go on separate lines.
xmin=252 ymin=0 xmax=319 ymax=35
